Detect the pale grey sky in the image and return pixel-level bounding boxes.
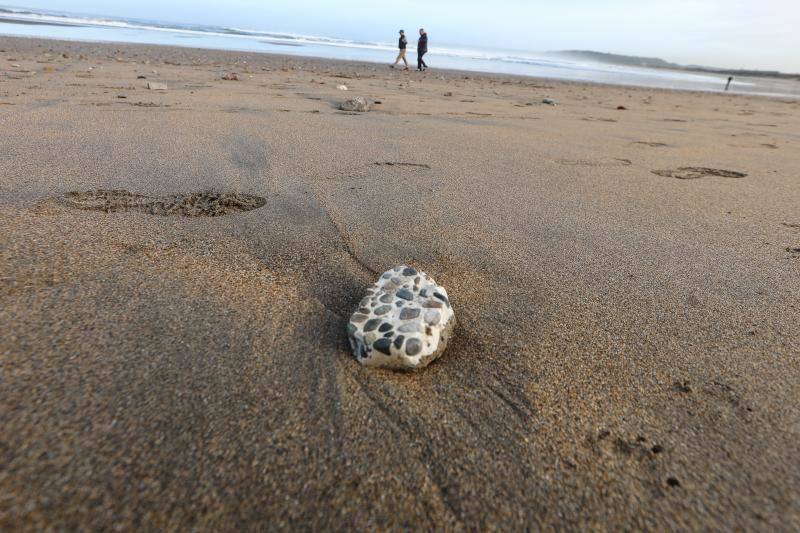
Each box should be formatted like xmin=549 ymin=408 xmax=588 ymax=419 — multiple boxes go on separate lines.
xmin=11 ymin=0 xmax=800 ymax=71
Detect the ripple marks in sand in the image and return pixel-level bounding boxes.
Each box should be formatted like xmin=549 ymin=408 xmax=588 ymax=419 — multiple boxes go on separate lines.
xmin=62 ymin=190 xmax=266 ymax=217
xmin=651 ymin=167 xmax=747 ymax=180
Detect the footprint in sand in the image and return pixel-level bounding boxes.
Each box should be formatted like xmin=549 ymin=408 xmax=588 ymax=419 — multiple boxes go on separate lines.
xmin=651 ymin=167 xmax=747 ymax=180
xmin=125 ymin=101 xmax=169 ymax=108
xmin=62 ymin=190 xmax=266 ymax=217
xmin=784 ymin=221 xmax=800 ymax=256
xmin=374 ymin=162 xmax=431 ymax=170
xmin=556 ymin=157 xmax=632 ymax=167
xmin=631 ymin=141 xmax=667 ymax=147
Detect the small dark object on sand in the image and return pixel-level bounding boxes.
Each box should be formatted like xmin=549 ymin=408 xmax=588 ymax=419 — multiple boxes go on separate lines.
xmin=617 ymin=105 xmax=627 ymax=110
xmin=137 ymin=75 xmax=146 ymax=79
xmin=542 ymin=98 xmax=556 ymax=105
xmin=222 ymin=72 xmax=239 ymax=81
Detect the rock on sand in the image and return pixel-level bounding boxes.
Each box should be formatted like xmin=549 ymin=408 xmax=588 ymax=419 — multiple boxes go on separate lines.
xmin=347 ymin=265 xmax=455 ymax=370
xmin=340 ymin=96 xmax=370 ymax=112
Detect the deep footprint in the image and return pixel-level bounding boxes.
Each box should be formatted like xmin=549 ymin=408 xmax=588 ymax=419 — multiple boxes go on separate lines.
xmin=62 ymin=190 xmax=266 ymax=217
xmin=651 ymin=167 xmax=747 ymax=180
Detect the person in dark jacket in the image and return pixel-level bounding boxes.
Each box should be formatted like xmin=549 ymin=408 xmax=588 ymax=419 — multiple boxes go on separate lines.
xmin=417 ymin=28 xmax=428 ymax=71
xmin=391 ymin=29 xmax=409 ymax=70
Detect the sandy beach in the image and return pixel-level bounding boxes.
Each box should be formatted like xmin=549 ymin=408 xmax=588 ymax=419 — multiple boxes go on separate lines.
xmin=1 ymin=36 xmax=799 ymax=530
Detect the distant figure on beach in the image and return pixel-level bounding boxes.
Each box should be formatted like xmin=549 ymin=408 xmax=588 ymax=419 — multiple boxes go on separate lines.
xmin=725 ymin=76 xmax=733 ymax=91
xmin=391 ymin=29 xmax=409 ymax=70
xmin=417 ymin=28 xmax=428 ymax=71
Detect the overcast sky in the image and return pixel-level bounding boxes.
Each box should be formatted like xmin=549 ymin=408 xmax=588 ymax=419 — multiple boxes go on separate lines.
xmin=11 ymin=0 xmax=799 ymax=71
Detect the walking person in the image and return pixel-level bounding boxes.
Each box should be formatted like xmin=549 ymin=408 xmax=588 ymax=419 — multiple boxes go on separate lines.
xmin=391 ymin=29 xmax=409 ymax=70
xmin=725 ymin=76 xmax=733 ymax=91
xmin=417 ymin=28 xmax=428 ymax=71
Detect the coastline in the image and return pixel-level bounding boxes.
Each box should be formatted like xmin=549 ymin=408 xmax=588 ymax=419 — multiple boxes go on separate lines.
xmin=2 ymin=35 xmax=800 ymax=530
xmin=2 ymin=34 xmax=798 ymax=102
xmin=2 ymin=27 xmax=800 ymax=98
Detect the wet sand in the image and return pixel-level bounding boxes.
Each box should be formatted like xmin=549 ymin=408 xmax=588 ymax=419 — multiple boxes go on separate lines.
xmin=1 ymin=36 xmax=799 ymax=530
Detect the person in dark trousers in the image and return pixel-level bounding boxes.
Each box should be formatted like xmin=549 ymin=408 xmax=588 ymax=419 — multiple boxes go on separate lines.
xmin=725 ymin=76 xmax=733 ymax=91
xmin=391 ymin=29 xmax=409 ymax=70
xmin=417 ymin=28 xmax=428 ymax=71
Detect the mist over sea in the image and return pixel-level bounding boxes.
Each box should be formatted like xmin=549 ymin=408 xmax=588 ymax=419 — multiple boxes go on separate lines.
xmin=2 ymin=5 xmax=798 ymax=97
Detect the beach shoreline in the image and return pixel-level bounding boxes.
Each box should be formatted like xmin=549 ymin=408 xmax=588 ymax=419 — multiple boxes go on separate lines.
xmin=3 ymin=29 xmax=800 ymax=99
xmin=2 ymin=35 xmax=799 ymax=530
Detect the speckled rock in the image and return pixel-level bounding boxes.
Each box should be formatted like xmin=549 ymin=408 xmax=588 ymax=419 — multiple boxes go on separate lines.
xmin=340 ymin=96 xmax=370 ymax=112
xmin=347 ymin=265 xmax=455 ymax=370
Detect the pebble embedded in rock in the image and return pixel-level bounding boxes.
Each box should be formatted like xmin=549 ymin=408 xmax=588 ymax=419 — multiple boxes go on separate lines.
xmin=405 ymin=338 xmax=422 ymax=356
xmin=373 ymin=338 xmax=392 ymax=355
xmin=399 ymin=308 xmax=420 ymax=320
xmin=396 ymin=288 xmax=414 ymax=300
xmin=347 ymin=265 xmax=455 ymax=370
xmin=424 ymin=310 xmax=441 ymax=325
xmin=363 ymin=318 xmax=381 ymax=332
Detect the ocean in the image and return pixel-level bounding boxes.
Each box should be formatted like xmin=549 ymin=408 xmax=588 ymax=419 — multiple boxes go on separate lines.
xmin=2 ymin=5 xmax=799 ymax=98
